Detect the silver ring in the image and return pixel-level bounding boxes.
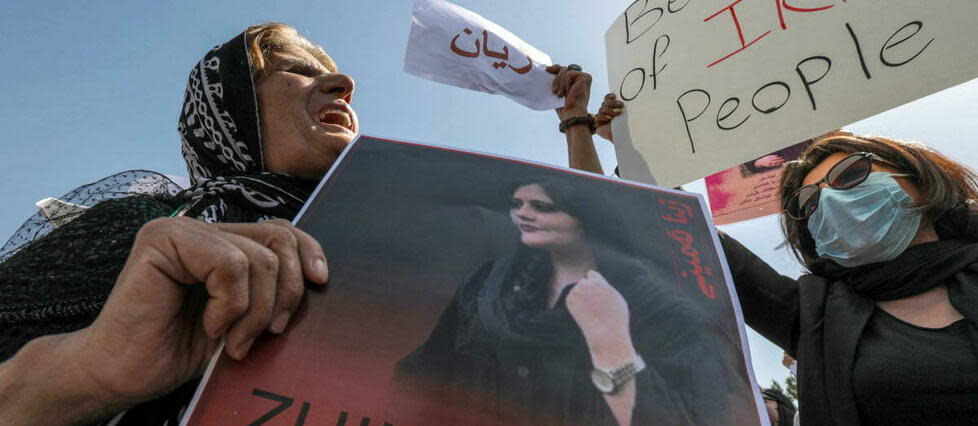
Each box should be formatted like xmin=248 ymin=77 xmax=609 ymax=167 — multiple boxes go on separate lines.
xmin=567 ymin=64 xmax=583 ymax=71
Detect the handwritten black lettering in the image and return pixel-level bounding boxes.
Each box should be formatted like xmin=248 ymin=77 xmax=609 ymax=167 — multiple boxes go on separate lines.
xmin=717 ymin=97 xmax=749 ymax=130
xmin=650 ymin=34 xmax=671 ymax=90
xmin=751 ymin=81 xmax=791 ymax=114
xmin=625 ymin=0 xmax=665 ymax=44
xmin=668 ymin=0 xmax=690 ymax=13
xmin=676 ymin=89 xmax=711 ymax=153
xmin=620 ymin=67 xmax=647 ymax=101
xmin=794 ymin=55 xmax=832 ymax=111
xmin=845 ymin=22 xmax=872 ymax=79
xmin=880 ymin=21 xmax=934 ymax=67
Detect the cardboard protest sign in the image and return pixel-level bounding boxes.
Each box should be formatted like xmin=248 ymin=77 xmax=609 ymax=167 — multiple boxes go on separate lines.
xmin=182 ymin=136 xmax=765 ymax=425
xmin=605 ymin=1 xmax=978 ymax=187
xmin=404 ymin=0 xmax=562 ymax=110
xmin=706 ymin=140 xmax=811 ymax=225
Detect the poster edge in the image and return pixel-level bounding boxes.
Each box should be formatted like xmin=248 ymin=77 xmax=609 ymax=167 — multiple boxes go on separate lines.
xmin=698 ymin=194 xmax=771 ymax=426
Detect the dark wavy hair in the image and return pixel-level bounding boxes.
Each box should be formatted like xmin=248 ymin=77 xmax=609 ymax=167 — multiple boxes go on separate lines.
xmin=780 ymin=131 xmax=978 ymax=274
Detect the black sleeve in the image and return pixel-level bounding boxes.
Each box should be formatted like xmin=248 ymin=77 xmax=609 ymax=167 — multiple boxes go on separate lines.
xmin=616 ymin=274 xmax=713 ymax=425
xmin=626 ymin=230 xmax=807 ymax=425
xmin=391 ymin=261 xmax=493 ymax=387
xmin=718 ymin=231 xmax=801 ymax=354
xmin=625 ymin=287 xmax=751 ymax=425
xmin=628 ymin=360 xmax=697 ymax=426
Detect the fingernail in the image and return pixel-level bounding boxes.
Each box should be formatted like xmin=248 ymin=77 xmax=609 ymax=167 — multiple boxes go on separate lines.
xmin=314 ymin=258 xmax=328 ymax=281
xmin=271 ymin=311 xmax=291 ymax=334
xmin=237 ymin=338 xmax=255 ymax=359
xmin=212 ymin=321 xmax=231 ymax=340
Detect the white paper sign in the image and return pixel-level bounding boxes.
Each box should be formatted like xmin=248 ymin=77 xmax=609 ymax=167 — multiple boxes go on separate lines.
xmin=605 ymin=1 xmax=978 ymax=187
xmin=405 ymin=0 xmax=563 ymax=111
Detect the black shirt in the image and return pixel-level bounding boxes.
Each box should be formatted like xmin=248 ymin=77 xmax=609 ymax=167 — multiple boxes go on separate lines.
xmin=853 ymin=308 xmax=978 ymax=425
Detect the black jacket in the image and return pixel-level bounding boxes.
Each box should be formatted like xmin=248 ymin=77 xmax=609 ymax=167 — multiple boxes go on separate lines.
xmin=394 ymin=255 xmax=759 ymax=425
xmin=721 ymin=232 xmax=887 ymax=425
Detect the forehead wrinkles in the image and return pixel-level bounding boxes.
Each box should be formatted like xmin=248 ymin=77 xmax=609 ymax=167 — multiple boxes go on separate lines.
xmin=274 ymin=56 xmax=329 ymax=72
xmin=272 ymin=45 xmax=335 ymax=72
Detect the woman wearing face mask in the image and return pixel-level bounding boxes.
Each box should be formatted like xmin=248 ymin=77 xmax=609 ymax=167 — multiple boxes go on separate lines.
xmin=394 ymin=177 xmax=757 ymax=426
xmin=0 ymin=24 xmax=355 ymax=425
xmin=736 ymin=134 xmax=978 ymax=425
xmin=567 ymin=89 xmax=978 ymax=425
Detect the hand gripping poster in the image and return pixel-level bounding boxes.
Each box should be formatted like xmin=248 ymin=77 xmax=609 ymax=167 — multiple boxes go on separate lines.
xmin=182 ymin=136 xmax=766 ymax=426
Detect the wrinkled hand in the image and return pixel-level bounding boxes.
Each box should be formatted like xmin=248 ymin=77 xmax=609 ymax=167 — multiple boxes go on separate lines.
xmin=566 ymin=270 xmax=635 ymax=367
xmin=547 ymin=64 xmax=593 ymax=121
xmin=73 ymin=217 xmax=329 ymax=410
xmin=754 ymin=154 xmax=785 ymax=169
xmin=595 ymin=93 xmax=624 ymax=142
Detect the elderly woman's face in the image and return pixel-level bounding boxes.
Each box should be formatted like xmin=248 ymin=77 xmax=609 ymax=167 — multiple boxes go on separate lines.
xmin=257 ymin=44 xmax=359 ymax=179
xmin=510 ymin=184 xmax=584 ymax=251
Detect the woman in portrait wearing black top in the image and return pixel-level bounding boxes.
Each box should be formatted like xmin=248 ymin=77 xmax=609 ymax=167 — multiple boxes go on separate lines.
xmin=394 ymin=177 xmax=756 ymax=426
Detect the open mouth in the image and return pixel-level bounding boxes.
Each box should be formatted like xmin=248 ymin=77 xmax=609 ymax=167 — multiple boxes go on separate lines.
xmin=519 ymin=224 xmax=541 ymax=232
xmin=316 ymin=106 xmax=354 ymax=132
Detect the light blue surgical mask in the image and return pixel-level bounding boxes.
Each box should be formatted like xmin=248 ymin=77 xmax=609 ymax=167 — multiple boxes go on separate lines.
xmin=808 ymin=172 xmax=920 ymax=267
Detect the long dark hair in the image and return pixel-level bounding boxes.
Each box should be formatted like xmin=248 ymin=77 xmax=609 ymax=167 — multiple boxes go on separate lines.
xmin=503 ymin=176 xmax=636 ymax=313
xmin=780 ymin=131 xmax=978 ymax=273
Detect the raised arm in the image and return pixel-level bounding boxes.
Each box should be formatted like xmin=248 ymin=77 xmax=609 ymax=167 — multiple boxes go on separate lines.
xmin=562 ymin=93 xmax=802 ymax=353
xmin=547 ymin=64 xmax=603 ymax=175
xmin=718 ymin=231 xmax=801 ymax=353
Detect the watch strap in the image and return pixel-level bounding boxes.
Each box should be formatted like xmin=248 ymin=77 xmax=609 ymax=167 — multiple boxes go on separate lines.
xmin=609 ymin=355 xmax=646 ymax=386
xmin=593 ymin=355 xmax=646 ymax=394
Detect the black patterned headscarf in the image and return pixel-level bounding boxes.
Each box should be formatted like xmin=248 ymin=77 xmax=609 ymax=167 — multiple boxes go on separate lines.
xmin=176 ymin=32 xmax=318 ymax=223
xmin=0 ymin=28 xmax=328 ymax=425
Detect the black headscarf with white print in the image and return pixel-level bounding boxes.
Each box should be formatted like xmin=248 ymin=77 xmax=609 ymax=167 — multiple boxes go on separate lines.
xmin=176 ymin=31 xmax=318 ymax=222
xmin=0 ymin=29 xmax=323 ymax=425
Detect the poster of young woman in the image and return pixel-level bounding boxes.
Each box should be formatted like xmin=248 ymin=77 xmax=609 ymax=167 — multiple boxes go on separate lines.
xmin=182 ymin=136 xmax=766 ymax=426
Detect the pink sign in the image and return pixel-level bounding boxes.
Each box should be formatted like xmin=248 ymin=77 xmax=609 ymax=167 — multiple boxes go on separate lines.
xmin=705 ymin=141 xmax=811 ymax=225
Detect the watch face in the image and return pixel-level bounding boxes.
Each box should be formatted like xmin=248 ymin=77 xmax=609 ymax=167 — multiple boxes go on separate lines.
xmin=591 ymin=370 xmax=615 ymax=393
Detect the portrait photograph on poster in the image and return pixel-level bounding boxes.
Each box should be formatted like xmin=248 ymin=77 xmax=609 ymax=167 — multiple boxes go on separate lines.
xmin=182 ymin=136 xmax=765 ymax=426
xmin=705 ymin=140 xmax=813 ymax=225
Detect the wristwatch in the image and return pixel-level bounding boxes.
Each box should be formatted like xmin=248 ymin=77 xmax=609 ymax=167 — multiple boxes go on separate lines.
xmin=591 ymin=355 xmax=646 ymax=394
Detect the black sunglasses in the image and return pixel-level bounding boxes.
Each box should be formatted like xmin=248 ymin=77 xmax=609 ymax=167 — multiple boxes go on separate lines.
xmin=782 ymin=152 xmax=910 ymax=220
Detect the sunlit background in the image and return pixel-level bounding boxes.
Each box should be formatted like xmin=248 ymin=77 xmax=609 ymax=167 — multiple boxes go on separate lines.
xmin=2 ymin=0 xmax=976 ymax=403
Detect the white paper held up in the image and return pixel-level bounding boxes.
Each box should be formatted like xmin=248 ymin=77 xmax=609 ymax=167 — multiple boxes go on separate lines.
xmin=605 ymin=1 xmax=978 ymax=187
xmin=404 ymin=0 xmax=563 ymax=111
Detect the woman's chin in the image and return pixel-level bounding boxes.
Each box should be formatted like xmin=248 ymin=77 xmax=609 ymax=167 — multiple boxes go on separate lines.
xmin=521 ymin=238 xmax=554 ymax=250
xmin=315 ymin=125 xmax=356 ymax=143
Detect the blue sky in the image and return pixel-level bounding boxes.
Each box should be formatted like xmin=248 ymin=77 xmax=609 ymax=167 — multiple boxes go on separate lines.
xmin=3 ymin=0 xmax=977 ymax=398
